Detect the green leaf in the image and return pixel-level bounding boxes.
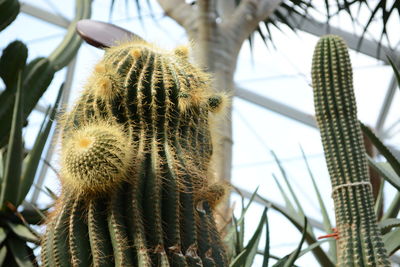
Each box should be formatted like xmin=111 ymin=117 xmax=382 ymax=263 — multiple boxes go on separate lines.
xmin=0 ymin=245 xmax=7 ymax=266
xmin=232 ymin=215 xmax=242 ymax=256
xmin=0 ymin=227 xmax=7 ymax=246
xmin=367 ymin=156 xmax=400 ymax=191
xmin=374 ymin=179 xmax=385 ymax=218
xmin=271 ymin=150 xmax=305 ymax=216
xmin=379 ymin=218 xmax=400 ymax=233
xmin=6 ymin=223 xmax=39 ymax=244
xmin=240 ymin=190 xmax=334 ymax=267
xmin=6 ymin=236 xmax=35 ymax=267
xmin=273 ymin=218 xmax=308 ymax=267
xmin=361 ymin=123 xmax=400 ymax=179
xmin=300 ymin=146 xmax=332 ymax=231
xmin=0 ymin=150 xmax=3 ymax=183
xmin=225 ymin=187 xmax=259 ymax=244
xmin=262 ymin=209 xmax=270 ymax=267
xmin=0 ymin=0 xmax=20 ymax=31
xmin=296 ymin=239 xmax=329 ymax=259
xmin=17 ymin=83 xmax=64 ymax=205
xmin=0 ymin=41 xmax=27 ymax=89
xmin=300 ymin=146 xmax=335 ymax=262
xmin=382 ymin=192 xmax=400 ymax=220
xmin=383 ymin=227 xmax=400 ymax=256
xmin=45 ymin=186 xmax=58 ymax=200
xmin=230 ymin=208 xmax=267 ymax=267
xmin=272 ymin=174 xmax=297 ymax=217
xmin=0 ymin=70 xmax=23 ymax=210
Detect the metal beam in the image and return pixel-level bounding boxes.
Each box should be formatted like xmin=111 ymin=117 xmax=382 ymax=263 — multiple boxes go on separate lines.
xmin=285 ymin=11 xmax=400 ymax=64
xmin=20 ymin=2 xmax=70 ymax=29
xmin=30 ymin=56 xmax=77 ymax=204
xmin=235 ymin=86 xmax=317 ymax=129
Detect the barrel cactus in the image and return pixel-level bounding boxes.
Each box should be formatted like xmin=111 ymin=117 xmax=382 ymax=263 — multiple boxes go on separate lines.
xmin=312 ymin=35 xmax=390 ymax=266
xmin=41 ymin=40 xmax=229 ymax=266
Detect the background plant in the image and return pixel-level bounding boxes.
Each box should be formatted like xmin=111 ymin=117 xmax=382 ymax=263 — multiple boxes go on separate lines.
xmin=0 ymin=0 xmax=92 ymax=265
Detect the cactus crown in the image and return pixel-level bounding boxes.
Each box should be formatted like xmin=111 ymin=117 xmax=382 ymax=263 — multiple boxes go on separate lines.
xmin=312 ymin=35 xmax=390 ymax=267
xmin=42 ymin=40 xmax=229 ymax=267
xmin=60 ymin=40 xmax=227 ymax=195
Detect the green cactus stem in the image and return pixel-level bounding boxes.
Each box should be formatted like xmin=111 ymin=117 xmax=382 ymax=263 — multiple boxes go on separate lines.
xmin=42 ymin=40 xmax=229 ymax=266
xmin=312 ymin=35 xmax=390 ymax=266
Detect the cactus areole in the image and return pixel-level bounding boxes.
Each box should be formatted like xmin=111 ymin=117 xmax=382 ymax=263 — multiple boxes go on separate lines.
xmin=312 ymin=35 xmax=390 ymax=266
xmin=42 ymin=40 xmax=229 ymax=266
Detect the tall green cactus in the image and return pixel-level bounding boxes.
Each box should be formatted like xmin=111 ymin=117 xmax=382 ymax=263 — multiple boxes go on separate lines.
xmin=41 ymin=40 xmax=229 ymax=266
xmin=312 ymin=35 xmax=390 ymax=266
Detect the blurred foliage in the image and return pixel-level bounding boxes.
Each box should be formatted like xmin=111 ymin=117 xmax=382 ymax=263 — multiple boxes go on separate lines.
xmin=0 ymin=0 xmax=92 ymax=265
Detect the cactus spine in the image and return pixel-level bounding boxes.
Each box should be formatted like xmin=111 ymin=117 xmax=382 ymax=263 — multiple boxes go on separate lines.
xmin=312 ymin=35 xmax=390 ymax=266
xmin=42 ymin=40 xmax=228 ymax=266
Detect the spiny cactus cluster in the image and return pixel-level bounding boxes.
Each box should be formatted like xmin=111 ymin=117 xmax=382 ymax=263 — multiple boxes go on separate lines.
xmin=312 ymin=35 xmax=390 ymax=266
xmin=42 ymin=40 xmax=229 ymax=266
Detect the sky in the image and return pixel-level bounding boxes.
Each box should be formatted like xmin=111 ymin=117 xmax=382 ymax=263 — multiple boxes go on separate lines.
xmin=1 ymin=0 xmax=399 ymax=266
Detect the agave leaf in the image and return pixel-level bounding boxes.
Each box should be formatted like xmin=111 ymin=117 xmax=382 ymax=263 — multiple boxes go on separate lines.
xmin=0 ymin=227 xmax=7 ymax=246
xmin=270 ymin=239 xmax=328 ymax=267
xmin=6 ymin=236 xmax=35 ymax=267
xmin=0 ymin=245 xmax=6 ymax=266
xmin=296 ymin=239 xmax=329 ymax=259
xmin=272 ymin=218 xmax=308 ymax=267
xmin=241 ymin=189 xmax=334 ymax=267
xmin=0 ymin=0 xmax=20 ymax=31
xmin=383 ymin=227 xmax=400 ymax=256
xmin=45 ymin=186 xmax=58 ymax=201
xmin=374 ymin=179 xmax=385 ymax=218
xmin=300 ymin=146 xmax=332 ymax=231
xmin=262 ymin=209 xmax=270 ymax=267
xmin=230 ymin=208 xmax=267 ymax=267
xmin=17 ymin=83 xmax=64 ymax=205
xmin=244 ymin=208 xmax=267 ymax=267
xmin=271 ymin=151 xmax=306 ymax=217
xmin=300 ymin=146 xmax=335 ymax=261
xmin=379 ymin=218 xmax=400 ymax=233
xmin=0 ymin=70 xmax=23 ymax=210
xmin=225 ymin=187 xmax=259 ymax=244
xmin=6 ymin=222 xmax=39 ymax=244
xmin=0 ymin=151 xmax=3 ymax=183
xmin=361 ymin=123 xmax=400 ymax=178
xmin=272 ymin=174 xmax=297 ymax=217
xmin=367 ymin=156 xmax=400 ymax=191
xmin=382 ymin=192 xmax=400 ymax=220
xmin=231 ymin=215 xmax=242 ymax=256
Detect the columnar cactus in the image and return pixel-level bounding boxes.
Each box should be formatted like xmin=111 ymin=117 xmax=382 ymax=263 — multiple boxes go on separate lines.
xmin=312 ymin=35 xmax=390 ymax=266
xmin=42 ymin=40 xmax=229 ymax=266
